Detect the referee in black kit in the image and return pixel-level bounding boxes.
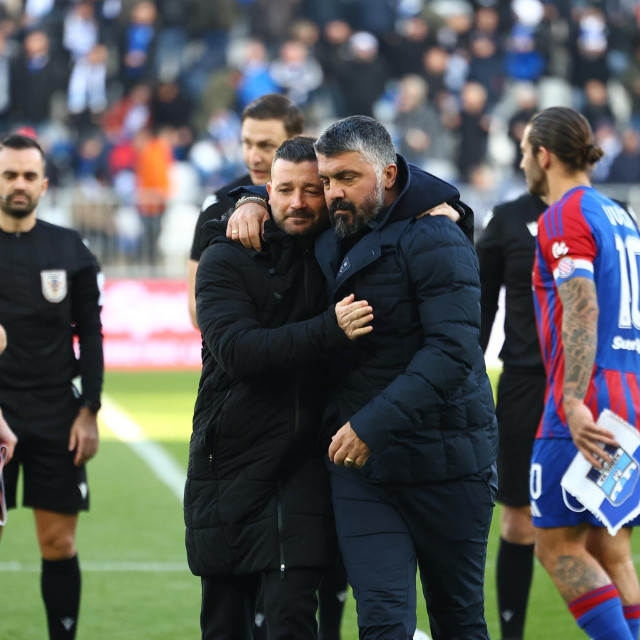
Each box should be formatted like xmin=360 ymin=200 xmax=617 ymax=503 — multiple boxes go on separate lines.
xmin=0 ymin=134 xmax=103 ymax=640
xmin=476 ymin=192 xmax=547 ymax=640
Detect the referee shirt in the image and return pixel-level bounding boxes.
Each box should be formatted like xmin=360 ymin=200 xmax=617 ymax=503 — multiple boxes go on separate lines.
xmin=476 ymin=192 xmax=547 ymax=371
xmin=189 ymin=173 xmax=251 ymax=262
xmin=0 ymin=220 xmax=103 ymax=403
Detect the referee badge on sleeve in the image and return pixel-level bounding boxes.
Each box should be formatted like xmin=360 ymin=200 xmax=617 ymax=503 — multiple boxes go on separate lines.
xmin=41 ymin=270 xmax=67 ymax=303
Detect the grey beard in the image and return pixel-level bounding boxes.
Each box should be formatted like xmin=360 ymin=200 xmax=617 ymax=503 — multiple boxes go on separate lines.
xmin=331 ymin=191 xmax=385 ymax=238
xmin=332 ymin=212 xmax=371 ymax=238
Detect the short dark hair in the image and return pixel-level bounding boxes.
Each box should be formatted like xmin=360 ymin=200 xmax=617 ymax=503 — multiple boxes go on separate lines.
xmin=273 ymin=136 xmax=317 ymax=165
xmin=241 ymin=93 xmax=304 ymax=138
xmin=314 ymin=116 xmax=396 ymax=177
xmin=0 ymin=133 xmax=46 ymax=161
xmin=528 ymin=107 xmax=605 ymax=172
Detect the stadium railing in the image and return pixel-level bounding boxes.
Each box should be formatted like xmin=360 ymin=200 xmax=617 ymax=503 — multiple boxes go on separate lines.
xmin=37 ymin=183 xmax=640 ymax=279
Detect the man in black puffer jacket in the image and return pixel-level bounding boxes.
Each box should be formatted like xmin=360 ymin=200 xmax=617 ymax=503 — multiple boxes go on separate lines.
xmin=314 ymin=116 xmax=498 ymax=640
xmin=184 ymin=137 xmax=371 ymax=639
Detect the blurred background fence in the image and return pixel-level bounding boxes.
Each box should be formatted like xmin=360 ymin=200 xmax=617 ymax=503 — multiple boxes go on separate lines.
xmin=37 ymin=181 xmax=640 ymax=279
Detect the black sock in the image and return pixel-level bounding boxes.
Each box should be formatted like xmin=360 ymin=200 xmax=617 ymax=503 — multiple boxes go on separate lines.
xmin=496 ymin=538 xmax=534 ymax=640
xmin=41 ymin=555 xmax=81 ymax=640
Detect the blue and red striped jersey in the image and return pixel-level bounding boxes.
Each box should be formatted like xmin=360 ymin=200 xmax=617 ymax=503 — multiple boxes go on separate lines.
xmin=533 ymin=186 xmax=640 ymax=439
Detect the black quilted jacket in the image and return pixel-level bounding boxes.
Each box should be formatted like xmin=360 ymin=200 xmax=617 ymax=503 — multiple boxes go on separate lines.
xmin=184 ymin=220 xmax=347 ymax=577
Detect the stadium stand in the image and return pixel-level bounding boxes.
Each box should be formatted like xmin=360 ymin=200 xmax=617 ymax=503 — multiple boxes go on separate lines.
xmin=3 ymin=0 xmax=640 ymax=274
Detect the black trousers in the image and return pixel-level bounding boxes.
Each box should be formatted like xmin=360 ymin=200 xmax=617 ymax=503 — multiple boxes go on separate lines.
xmin=201 ymin=567 xmax=323 ymax=640
xmin=330 ymin=464 xmax=497 ymax=640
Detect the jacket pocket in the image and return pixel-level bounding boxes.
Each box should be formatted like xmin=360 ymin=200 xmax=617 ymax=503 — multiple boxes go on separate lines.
xmin=203 ymin=388 xmax=232 ymax=456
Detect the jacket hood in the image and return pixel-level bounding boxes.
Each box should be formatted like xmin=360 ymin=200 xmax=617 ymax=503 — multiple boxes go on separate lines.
xmin=371 ymin=154 xmax=462 ymax=229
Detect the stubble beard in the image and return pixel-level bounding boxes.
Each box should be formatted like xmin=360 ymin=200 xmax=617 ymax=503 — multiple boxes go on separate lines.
xmin=1 ymin=193 xmax=37 ymax=219
xmin=525 ymin=163 xmax=548 ymax=200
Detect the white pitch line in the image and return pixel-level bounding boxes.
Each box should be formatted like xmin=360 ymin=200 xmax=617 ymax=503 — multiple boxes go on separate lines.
xmin=99 ymin=397 xmax=433 ymax=639
xmin=100 ymin=396 xmax=186 ymax=502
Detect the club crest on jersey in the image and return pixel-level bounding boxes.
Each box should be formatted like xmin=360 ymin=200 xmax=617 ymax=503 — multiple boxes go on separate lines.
xmin=41 ymin=270 xmax=67 ymax=303
xmin=552 ymin=241 xmax=569 ymax=259
xmin=587 ymin=446 xmax=639 ymax=506
xmin=557 ymin=257 xmax=575 ymax=279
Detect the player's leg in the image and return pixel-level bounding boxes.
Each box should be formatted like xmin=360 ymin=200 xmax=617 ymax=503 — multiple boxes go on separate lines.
xmin=495 ymin=369 xmax=544 ymax=640
xmin=497 ymin=506 xmax=535 ymax=639
xmin=200 ymin=573 xmax=260 ymax=640
xmin=328 ymin=469 xmax=417 ymax=639
xmin=535 ymin=525 xmax=632 ymax=638
xmin=34 ymin=509 xmax=81 ymax=640
xmin=531 ymin=439 xmax=632 ymax=638
xmin=405 ymin=464 xmax=496 ymax=640
xmin=21 ymin=389 xmax=90 ymax=640
xmin=318 ymin=551 xmax=348 ymax=640
xmin=262 ymin=567 xmax=323 ymax=639
xmin=587 ymin=527 xmax=640 ymax=638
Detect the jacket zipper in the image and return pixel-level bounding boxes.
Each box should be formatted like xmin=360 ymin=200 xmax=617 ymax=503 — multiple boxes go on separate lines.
xmin=303 ymin=249 xmax=312 ymax=314
xmin=294 ymin=375 xmax=300 ymax=437
xmin=276 ymin=370 xmax=300 ymax=578
xmin=275 ymin=250 xmax=311 ymax=578
xmin=277 ymin=481 xmax=285 ymax=578
xmin=205 ymin=388 xmax=231 ymax=465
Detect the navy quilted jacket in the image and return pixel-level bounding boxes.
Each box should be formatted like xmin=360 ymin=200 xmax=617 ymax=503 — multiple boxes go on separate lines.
xmin=315 ymin=155 xmax=498 ymax=484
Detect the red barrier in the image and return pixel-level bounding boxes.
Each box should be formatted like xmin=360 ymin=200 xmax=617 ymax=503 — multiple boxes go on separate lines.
xmin=102 ymin=279 xmax=201 ymax=370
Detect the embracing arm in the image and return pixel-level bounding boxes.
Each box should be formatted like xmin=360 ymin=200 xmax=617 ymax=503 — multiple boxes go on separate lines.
xmin=558 ymin=277 xmax=615 ymax=467
xmin=226 ymin=185 xmax=270 ymax=250
xmin=196 ymin=245 xmax=353 ymax=380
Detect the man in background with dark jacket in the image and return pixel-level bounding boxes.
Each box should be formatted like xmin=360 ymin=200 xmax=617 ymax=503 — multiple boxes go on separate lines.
xmin=184 ymin=137 xmax=370 ymax=639
xmin=476 ymin=192 xmax=547 ymax=640
xmin=315 ymin=116 xmax=498 ymax=639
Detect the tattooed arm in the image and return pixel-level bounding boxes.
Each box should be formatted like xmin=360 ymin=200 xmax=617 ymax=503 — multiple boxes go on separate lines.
xmin=558 ymin=277 xmax=616 ymax=467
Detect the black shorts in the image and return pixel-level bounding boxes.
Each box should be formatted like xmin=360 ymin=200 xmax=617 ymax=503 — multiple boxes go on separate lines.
xmin=1 ymin=386 xmax=89 ymax=514
xmin=495 ymin=368 xmax=546 ymax=507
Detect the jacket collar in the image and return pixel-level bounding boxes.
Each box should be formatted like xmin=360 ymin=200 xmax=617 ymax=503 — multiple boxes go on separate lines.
xmin=315 ymin=153 xmax=462 ymax=293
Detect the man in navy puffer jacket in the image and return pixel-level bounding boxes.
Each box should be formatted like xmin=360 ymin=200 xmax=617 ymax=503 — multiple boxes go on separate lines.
xmin=315 ymin=116 xmax=498 ymax=640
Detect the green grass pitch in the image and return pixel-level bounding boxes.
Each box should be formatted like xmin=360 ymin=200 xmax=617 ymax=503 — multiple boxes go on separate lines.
xmin=2 ymin=370 xmax=639 ymax=638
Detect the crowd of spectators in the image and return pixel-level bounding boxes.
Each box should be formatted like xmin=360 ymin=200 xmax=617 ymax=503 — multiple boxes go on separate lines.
xmin=3 ymin=0 xmax=640 ymax=267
